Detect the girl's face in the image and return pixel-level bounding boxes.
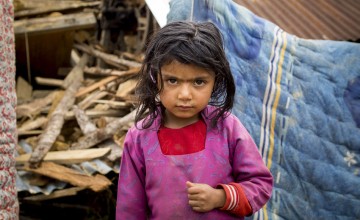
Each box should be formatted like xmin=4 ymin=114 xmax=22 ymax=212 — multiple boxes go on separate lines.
xmin=159 ymin=60 xmax=215 ymax=128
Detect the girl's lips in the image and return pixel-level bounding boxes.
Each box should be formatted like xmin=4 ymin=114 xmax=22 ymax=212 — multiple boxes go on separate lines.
xmin=177 ymin=105 xmax=192 ymax=110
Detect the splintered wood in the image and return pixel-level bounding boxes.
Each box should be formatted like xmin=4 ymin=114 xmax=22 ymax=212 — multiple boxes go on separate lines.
xmin=15 ymin=0 xmax=144 ymax=200
xmin=23 ymin=162 xmax=112 ymax=192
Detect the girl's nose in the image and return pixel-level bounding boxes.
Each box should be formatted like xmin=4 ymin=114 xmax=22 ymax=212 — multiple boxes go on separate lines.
xmin=178 ymin=84 xmax=192 ymax=100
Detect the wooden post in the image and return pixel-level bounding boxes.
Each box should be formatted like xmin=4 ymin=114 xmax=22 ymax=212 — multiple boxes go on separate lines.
xmin=29 ymin=55 xmax=89 ymax=168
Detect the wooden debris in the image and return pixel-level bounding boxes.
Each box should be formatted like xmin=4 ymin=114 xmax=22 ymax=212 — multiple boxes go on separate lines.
xmin=73 ymin=105 xmax=97 ymax=134
xmin=98 ymin=139 xmax=123 ymax=161
xmin=22 ymin=162 xmax=112 ymax=192
xmin=84 ymin=66 xmax=140 ymax=77
xmin=76 ymin=67 xmax=139 ymax=97
xmin=90 ymin=100 xmax=131 ymax=109
xmin=77 ymin=90 xmax=108 ymax=110
xmin=70 ymin=110 xmax=136 ymax=150
xmin=63 ymin=53 xmax=89 ymax=89
xmin=65 ymin=109 xmax=129 ymax=120
xmin=76 ymin=75 xmax=118 ymax=98
xmin=16 ymin=91 xmax=57 ymax=118
xmin=23 ymin=186 xmax=87 ymax=201
xmin=29 ymin=55 xmax=88 ymax=168
xmin=18 ymin=117 xmax=48 ymax=134
xmin=17 ymin=148 xmax=111 ymax=165
xmin=14 ymin=12 xmax=96 ymax=35
xmin=116 ymin=78 xmax=137 ymax=98
xmin=47 ymin=91 xmax=65 ymax=117
xmin=15 ymin=1 xmax=101 ymax=18
xmin=74 ymin=44 xmax=142 ymax=69
xmin=14 ymin=0 xmax=152 ymax=210
xmin=35 ymin=77 xmax=64 ymax=88
xmin=16 ymin=76 xmax=33 ymax=101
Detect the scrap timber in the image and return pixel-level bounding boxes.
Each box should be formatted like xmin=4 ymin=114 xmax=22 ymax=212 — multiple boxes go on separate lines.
xmin=14 ymin=2 xmax=152 ymax=217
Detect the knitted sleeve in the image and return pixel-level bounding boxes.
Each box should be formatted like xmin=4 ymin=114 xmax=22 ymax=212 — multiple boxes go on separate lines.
xmin=0 ymin=0 xmax=19 ymax=219
xmin=217 ymin=183 xmax=252 ymax=216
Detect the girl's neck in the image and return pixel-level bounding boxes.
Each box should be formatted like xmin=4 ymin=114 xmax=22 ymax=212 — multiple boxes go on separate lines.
xmin=163 ymin=111 xmax=201 ymax=129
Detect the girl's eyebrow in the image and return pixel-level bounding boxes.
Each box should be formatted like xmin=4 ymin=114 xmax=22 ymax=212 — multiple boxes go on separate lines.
xmin=161 ymin=73 xmax=177 ymax=77
xmin=161 ymin=73 xmax=213 ymax=79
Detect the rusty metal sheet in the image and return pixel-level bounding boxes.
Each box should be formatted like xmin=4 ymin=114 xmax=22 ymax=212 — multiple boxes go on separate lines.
xmin=234 ymin=0 xmax=360 ymax=41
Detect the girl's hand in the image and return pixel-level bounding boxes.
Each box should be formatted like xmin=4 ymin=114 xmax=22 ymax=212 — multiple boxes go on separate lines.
xmin=186 ymin=181 xmax=226 ymax=212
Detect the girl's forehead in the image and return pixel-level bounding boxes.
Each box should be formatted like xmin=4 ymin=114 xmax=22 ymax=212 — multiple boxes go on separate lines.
xmin=160 ymin=60 xmax=215 ymax=77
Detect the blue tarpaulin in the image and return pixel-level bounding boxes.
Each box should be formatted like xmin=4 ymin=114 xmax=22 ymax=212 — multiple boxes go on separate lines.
xmin=168 ymin=0 xmax=360 ymax=219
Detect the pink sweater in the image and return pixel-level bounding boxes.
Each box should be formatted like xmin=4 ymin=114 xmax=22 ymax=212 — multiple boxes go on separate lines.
xmin=116 ymin=106 xmax=273 ymax=219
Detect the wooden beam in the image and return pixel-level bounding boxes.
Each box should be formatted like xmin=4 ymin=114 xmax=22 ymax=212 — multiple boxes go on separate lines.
xmin=17 ymin=147 xmax=111 ymax=165
xmin=76 ymin=75 xmax=118 ymax=97
xmin=22 ymin=162 xmax=112 ymax=192
xmin=29 ymin=55 xmax=88 ymax=168
xmin=23 ymin=186 xmax=87 ymax=201
xmin=15 ymin=1 xmax=101 ymax=18
xmin=74 ymin=44 xmax=142 ymax=68
xmin=14 ymin=12 xmax=96 ymax=35
xmin=35 ymin=77 xmax=64 ymax=88
xmin=70 ymin=110 xmax=136 ymax=150
xmin=16 ymin=91 xmax=57 ymax=118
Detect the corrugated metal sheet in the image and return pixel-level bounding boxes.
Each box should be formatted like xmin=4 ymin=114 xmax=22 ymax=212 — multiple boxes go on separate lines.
xmin=234 ymin=0 xmax=360 ymax=41
xmin=16 ymin=140 xmax=120 ymax=195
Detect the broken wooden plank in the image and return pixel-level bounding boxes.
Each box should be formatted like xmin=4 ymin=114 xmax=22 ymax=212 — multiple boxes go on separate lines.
xmin=17 ymin=147 xmax=111 ymax=165
xmin=76 ymin=75 xmax=118 ymax=97
xmin=15 ymin=1 xmax=101 ymax=18
xmin=74 ymin=44 xmax=142 ymax=68
xmin=70 ymin=110 xmax=136 ymax=150
xmin=16 ymin=76 xmax=33 ymax=101
xmin=63 ymin=53 xmax=89 ymax=89
xmin=16 ymin=91 xmax=57 ymax=118
xmin=90 ymin=100 xmax=131 ymax=109
xmin=76 ymin=67 xmax=139 ymax=98
xmin=28 ymin=55 xmax=88 ymax=168
xmin=14 ymin=12 xmax=96 ymax=35
xmin=22 ymin=162 xmax=112 ymax=192
xmin=77 ymin=90 xmax=108 ymax=110
xmin=47 ymin=91 xmax=65 ymax=118
xmin=65 ymin=109 xmax=128 ymax=120
xmin=116 ymin=78 xmax=137 ymax=98
xmin=23 ymin=186 xmax=87 ymax=201
xmin=17 ymin=117 xmax=48 ymax=133
xmin=84 ymin=66 xmax=140 ymax=77
xmin=73 ymin=105 xmax=97 ymax=134
xmin=35 ymin=77 xmax=64 ymax=88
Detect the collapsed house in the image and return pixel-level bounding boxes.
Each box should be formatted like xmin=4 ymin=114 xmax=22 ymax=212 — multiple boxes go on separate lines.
xmin=14 ymin=0 xmax=156 ymax=218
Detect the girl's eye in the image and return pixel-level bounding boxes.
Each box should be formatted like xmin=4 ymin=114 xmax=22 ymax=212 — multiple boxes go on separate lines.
xmin=194 ymin=79 xmax=205 ymax=86
xmin=167 ymin=78 xmax=177 ymax=84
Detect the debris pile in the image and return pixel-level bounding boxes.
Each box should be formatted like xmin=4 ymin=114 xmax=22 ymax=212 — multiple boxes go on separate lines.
xmin=13 ymin=0 xmax=154 ymax=216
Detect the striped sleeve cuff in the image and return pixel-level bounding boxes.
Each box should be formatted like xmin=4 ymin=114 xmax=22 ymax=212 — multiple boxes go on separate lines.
xmin=217 ymin=183 xmax=252 ymax=217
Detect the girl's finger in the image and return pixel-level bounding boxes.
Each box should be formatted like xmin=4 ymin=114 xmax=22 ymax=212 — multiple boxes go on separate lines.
xmin=188 ymin=194 xmax=199 ymax=200
xmin=191 ymin=206 xmax=207 ymax=213
xmin=188 ymin=200 xmax=199 ymax=207
xmin=187 ymin=187 xmax=200 ymax=195
xmin=186 ymin=181 xmax=195 ymax=188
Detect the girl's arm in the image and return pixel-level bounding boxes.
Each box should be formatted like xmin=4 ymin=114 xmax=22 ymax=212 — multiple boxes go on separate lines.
xmin=116 ymin=130 xmax=148 ymax=220
xmin=186 ymin=115 xmax=272 ymax=217
xmin=227 ymin=116 xmax=273 ymax=215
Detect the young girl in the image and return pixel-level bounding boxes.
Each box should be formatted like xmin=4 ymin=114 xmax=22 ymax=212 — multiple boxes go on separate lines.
xmin=116 ymin=21 xmax=273 ymax=219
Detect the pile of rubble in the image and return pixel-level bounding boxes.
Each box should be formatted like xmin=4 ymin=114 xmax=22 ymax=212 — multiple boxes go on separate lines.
xmin=14 ymin=0 xmax=154 ymax=214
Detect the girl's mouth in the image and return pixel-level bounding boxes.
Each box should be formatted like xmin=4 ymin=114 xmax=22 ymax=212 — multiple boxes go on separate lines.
xmin=177 ymin=105 xmax=192 ymax=110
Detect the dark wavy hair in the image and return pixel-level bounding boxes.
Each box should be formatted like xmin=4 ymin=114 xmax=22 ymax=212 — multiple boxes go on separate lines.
xmin=135 ymin=21 xmax=235 ymax=129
